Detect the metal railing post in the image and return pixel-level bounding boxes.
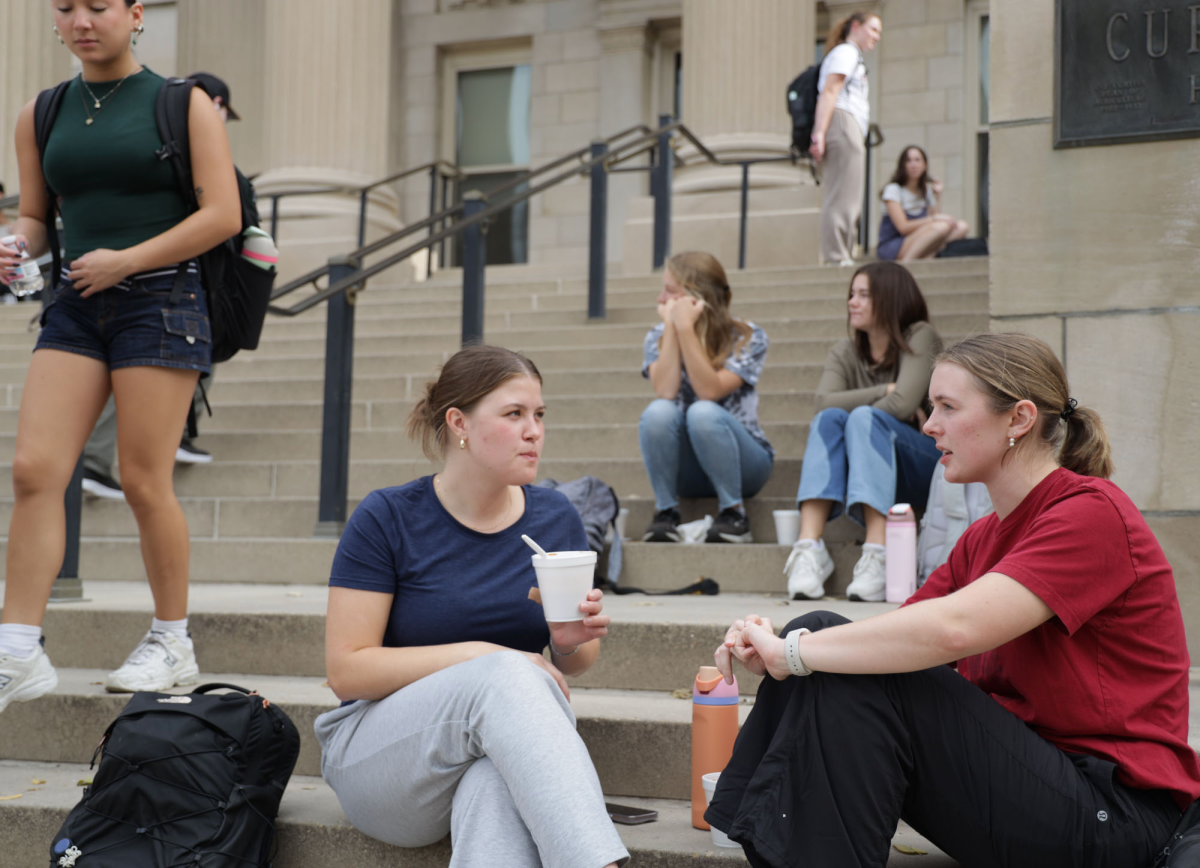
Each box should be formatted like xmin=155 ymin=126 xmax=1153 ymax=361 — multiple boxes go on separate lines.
xmin=439 ymin=173 xmax=451 ymax=270
xmin=49 ymin=457 xmax=87 ymax=602
xmin=357 ymin=188 xmax=369 ymax=249
xmin=860 ymin=129 xmax=874 ymax=254
xmin=270 ymin=196 xmax=280 ymax=243
xmin=588 ymin=140 xmax=608 ymax=320
xmin=738 ymin=162 xmax=751 ymax=270
xmin=314 ymin=256 xmax=360 ymax=538
xmin=652 ymin=114 xmax=673 ymax=270
xmin=460 ymin=191 xmax=487 ymax=346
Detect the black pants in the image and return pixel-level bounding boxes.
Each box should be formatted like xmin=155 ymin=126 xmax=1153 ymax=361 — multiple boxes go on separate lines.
xmin=705 ymin=611 xmax=1180 ymax=868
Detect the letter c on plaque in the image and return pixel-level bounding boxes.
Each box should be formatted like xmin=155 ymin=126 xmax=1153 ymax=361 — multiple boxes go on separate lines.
xmin=1107 ymin=12 xmax=1131 ymax=61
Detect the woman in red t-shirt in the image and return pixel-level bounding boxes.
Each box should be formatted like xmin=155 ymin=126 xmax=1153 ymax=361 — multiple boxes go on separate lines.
xmin=704 ymin=333 xmax=1200 ymax=868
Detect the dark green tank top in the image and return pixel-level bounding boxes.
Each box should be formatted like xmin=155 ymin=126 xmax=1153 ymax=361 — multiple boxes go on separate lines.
xmin=42 ymin=68 xmax=190 ymax=262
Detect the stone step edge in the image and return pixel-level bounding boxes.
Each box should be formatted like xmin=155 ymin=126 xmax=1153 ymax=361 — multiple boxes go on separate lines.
xmin=0 ymin=760 xmax=952 ymax=867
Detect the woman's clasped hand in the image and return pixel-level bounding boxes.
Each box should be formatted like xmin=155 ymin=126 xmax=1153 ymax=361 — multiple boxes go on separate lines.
xmin=715 ymin=615 xmax=789 ymax=683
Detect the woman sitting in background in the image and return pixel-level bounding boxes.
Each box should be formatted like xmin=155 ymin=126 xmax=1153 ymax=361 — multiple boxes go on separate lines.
xmin=784 ymin=261 xmax=941 ymax=602
xmin=638 ymin=251 xmax=772 ymax=545
xmin=877 ymin=145 xmax=968 ymax=262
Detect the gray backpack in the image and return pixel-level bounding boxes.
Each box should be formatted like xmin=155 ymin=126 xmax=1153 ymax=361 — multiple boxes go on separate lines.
xmin=916 ymin=463 xmax=993 ymax=585
xmin=537 ymin=477 xmax=622 ymax=585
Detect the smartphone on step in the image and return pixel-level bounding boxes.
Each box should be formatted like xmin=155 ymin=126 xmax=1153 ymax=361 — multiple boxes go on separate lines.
xmin=606 ymin=802 xmax=659 ymax=825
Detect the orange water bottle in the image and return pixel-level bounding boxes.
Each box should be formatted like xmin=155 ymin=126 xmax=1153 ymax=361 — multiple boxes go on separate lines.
xmin=691 ymin=665 xmax=739 ymax=829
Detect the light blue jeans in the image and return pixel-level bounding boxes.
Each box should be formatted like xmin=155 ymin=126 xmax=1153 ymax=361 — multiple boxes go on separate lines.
xmin=796 ymin=405 xmax=941 ymax=525
xmin=639 ymin=399 xmax=774 ymax=512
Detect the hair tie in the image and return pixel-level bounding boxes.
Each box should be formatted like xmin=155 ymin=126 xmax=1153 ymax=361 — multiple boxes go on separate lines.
xmin=1060 ymin=398 xmax=1077 ymax=420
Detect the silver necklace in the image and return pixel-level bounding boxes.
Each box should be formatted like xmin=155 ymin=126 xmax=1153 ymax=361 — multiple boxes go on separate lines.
xmin=79 ymin=68 xmax=140 ymax=126
xmin=433 ymin=474 xmax=516 ymax=533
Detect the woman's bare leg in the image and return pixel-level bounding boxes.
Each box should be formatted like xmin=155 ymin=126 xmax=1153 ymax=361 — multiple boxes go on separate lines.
xmin=863 ymin=504 xmax=887 ymax=546
xmin=799 ymin=498 xmax=834 ymax=542
xmin=3 ymin=350 xmax=110 ymax=625
xmin=897 ymin=221 xmax=954 ymax=261
xmin=111 ymin=366 xmax=199 ymax=621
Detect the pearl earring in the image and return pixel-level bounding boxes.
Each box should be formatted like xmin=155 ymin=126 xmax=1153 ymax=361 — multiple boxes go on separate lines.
xmin=1008 ymin=437 xmax=1016 ymax=448
xmin=459 ymin=438 xmax=466 ymax=450
xmin=53 ymin=25 xmax=64 ymax=45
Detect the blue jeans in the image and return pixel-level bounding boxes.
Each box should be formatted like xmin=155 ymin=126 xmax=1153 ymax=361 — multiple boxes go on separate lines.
xmin=36 ymin=267 xmax=212 ymax=373
xmin=639 ymin=399 xmax=774 ymax=512
xmin=796 ymin=406 xmax=941 ymax=525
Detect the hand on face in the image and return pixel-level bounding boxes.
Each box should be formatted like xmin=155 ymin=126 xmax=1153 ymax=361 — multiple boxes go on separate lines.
xmin=548 ymin=588 xmax=609 ymax=649
xmin=68 ymin=249 xmax=134 ymax=297
xmin=671 ymin=295 xmax=706 ymax=330
xmin=0 ymin=235 xmax=29 ymax=287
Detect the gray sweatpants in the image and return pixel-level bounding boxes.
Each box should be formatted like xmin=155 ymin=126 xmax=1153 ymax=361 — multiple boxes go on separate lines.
xmin=819 ymin=108 xmax=867 ymax=264
xmin=314 ymin=651 xmax=630 ymax=868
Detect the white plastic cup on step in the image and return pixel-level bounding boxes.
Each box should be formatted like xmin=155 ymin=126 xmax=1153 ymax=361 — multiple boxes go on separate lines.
xmin=531 ymin=551 xmax=596 ymax=622
xmin=615 ymin=507 xmax=629 ymax=541
xmin=772 ymin=509 xmax=802 ymax=546
xmin=700 ymin=773 xmax=741 ymax=848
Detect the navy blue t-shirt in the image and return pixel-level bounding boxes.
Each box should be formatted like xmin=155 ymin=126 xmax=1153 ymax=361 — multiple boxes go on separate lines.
xmin=328 ymin=477 xmax=589 ymax=653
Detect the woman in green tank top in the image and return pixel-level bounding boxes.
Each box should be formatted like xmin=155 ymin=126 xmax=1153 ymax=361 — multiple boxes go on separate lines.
xmin=0 ymin=0 xmax=241 ymax=712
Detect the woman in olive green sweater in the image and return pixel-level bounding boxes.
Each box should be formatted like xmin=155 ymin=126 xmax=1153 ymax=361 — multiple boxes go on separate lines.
xmin=784 ymin=262 xmax=942 ymax=603
xmin=0 ymin=0 xmax=240 ymax=713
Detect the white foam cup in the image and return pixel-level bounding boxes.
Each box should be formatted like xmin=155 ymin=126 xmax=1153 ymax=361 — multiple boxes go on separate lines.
xmin=700 ymin=773 xmax=740 ymax=848
xmin=772 ymin=509 xmax=802 ymax=546
xmin=531 ymin=551 xmax=597 ymax=622
xmin=615 ymin=508 xmax=630 ymax=540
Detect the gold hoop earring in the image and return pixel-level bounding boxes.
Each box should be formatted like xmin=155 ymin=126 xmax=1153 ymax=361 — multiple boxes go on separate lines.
xmin=459 ymin=438 xmax=466 ymax=450
xmin=1008 ymin=437 xmax=1016 ymax=448
xmin=53 ymin=25 xmax=64 ymax=45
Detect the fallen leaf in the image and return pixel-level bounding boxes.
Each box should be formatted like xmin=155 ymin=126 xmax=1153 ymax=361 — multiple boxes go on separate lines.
xmin=670 ymin=687 xmax=691 ymax=700
xmin=76 ymin=778 xmax=92 ymax=787
xmin=320 ymin=681 xmax=330 ymax=689
xmin=0 ymin=793 xmax=22 ymax=801
xmin=302 ymin=786 xmax=316 ymax=791
xmin=893 ymin=843 xmax=928 ymax=856
xmin=90 ymin=681 xmax=103 ymax=686
xmin=286 ymin=591 xmax=303 ymax=597
xmin=31 ymin=779 xmax=45 ymax=785
xmin=775 ymin=600 xmax=791 ymax=606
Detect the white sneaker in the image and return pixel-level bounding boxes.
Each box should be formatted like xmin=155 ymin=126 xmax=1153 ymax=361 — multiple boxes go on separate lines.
xmin=846 ymin=546 xmax=887 ymax=602
xmin=0 ymin=641 xmax=59 ymax=714
xmin=784 ymin=540 xmax=835 ymax=600
xmin=105 ymin=631 xmax=199 ymax=693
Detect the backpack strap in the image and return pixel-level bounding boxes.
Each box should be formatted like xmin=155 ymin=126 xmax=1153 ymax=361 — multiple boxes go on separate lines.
xmin=155 ymin=78 xmax=199 ymax=305
xmin=33 ymin=81 xmax=71 ymax=284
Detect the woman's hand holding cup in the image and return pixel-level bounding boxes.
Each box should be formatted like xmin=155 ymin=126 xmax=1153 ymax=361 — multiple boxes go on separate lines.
xmin=548 ymin=588 xmax=610 ymax=650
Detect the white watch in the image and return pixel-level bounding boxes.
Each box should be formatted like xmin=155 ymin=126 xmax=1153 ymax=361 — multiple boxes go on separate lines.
xmin=784 ymin=628 xmax=813 ymax=677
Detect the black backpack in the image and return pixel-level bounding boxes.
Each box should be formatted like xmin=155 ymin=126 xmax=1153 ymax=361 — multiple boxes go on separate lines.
xmin=49 ymin=683 xmax=300 ymax=868
xmin=33 ymin=77 xmax=275 ymax=364
xmin=785 ymin=64 xmax=821 ymax=156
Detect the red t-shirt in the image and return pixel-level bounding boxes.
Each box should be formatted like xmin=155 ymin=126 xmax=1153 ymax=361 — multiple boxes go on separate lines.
xmin=908 ymin=467 xmax=1200 ymax=809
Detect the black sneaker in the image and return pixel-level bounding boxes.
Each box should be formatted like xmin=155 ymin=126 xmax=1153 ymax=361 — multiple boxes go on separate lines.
xmin=642 ymin=508 xmax=683 ymax=542
xmin=176 ymin=439 xmax=213 ymax=465
xmin=707 ymin=507 xmax=753 ymax=544
xmin=81 ymin=468 xmax=125 ymax=501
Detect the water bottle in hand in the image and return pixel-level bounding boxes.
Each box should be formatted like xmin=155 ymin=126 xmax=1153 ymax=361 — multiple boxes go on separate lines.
xmin=1 ymin=235 xmax=44 ymax=298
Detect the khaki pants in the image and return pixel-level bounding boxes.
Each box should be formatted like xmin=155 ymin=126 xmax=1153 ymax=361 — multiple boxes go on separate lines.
xmin=819 ymin=109 xmax=866 ymax=264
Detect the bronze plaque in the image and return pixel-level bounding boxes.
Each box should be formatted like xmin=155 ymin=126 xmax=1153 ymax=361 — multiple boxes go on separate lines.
xmin=1056 ymin=0 xmax=1200 ymax=147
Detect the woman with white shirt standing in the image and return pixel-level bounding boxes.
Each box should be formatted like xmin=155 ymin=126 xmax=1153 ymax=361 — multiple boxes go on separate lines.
xmin=809 ymin=11 xmax=882 ymax=267
xmin=877 ymin=145 xmax=969 ymax=262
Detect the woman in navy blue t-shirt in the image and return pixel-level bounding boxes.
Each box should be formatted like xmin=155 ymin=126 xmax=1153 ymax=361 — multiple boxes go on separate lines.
xmin=314 ymin=344 xmax=628 ymax=868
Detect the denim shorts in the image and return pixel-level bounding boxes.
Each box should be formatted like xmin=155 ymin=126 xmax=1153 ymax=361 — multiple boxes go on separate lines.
xmin=35 ymin=266 xmax=212 ymax=374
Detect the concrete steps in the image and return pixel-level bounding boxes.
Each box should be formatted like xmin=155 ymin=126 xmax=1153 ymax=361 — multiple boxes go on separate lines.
xmin=0 ymin=761 xmax=954 ymax=868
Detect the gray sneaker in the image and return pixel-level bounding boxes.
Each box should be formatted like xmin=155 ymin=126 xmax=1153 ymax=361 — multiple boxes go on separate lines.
xmin=0 ymin=640 xmax=58 ymax=714
xmin=784 ymin=539 xmax=835 ymax=600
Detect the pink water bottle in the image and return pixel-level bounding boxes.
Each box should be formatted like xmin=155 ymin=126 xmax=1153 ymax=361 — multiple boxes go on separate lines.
xmin=885 ymin=503 xmax=917 ymax=603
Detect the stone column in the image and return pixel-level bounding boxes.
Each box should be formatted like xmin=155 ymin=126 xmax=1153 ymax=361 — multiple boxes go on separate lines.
xmin=176 ymin=0 xmax=267 ymax=176
xmin=676 ymin=0 xmax=813 ymax=193
xmin=0 ymin=1 xmax=72 ymax=202
xmin=599 ymin=24 xmax=654 ymax=267
xmin=253 ymin=0 xmax=402 ymax=281
xmin=618 ymin=0 xmax=821 ymax=271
